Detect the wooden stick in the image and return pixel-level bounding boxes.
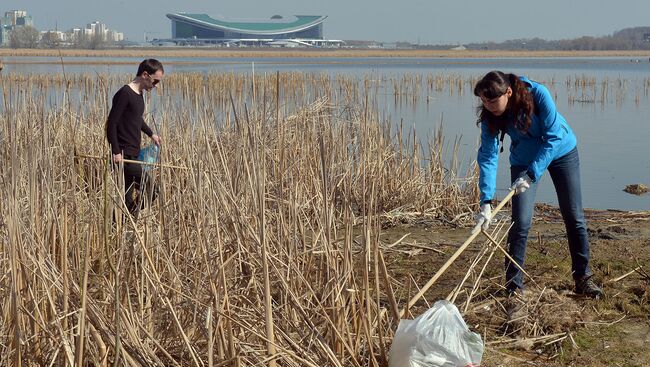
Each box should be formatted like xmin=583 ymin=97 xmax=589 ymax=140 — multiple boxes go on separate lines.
xmin=486 ymin=332 xmax=567 ymax=346
xmin=399 ymin=189 xmax=516 ymax=318
xmin=378 ymin=251 xmax=401 ymax=324
xmin=75 ymin=153 xmax=191 ymax=171
xmin=207 ymin=307 xmax=214 ymax=367
xmin=481 ymin=230 xmax=539 ymax=288
xmin=404 ymin=241 xmax=446 ymax=255
xmin=607 ymin=266 xmax=642 ymax=283
xmin=463 ymin=222 xmax=512 ymax=312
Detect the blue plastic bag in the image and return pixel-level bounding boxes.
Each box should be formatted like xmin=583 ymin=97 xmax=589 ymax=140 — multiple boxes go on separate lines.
xmin=137 ymin=144 xmax=160 ymax=172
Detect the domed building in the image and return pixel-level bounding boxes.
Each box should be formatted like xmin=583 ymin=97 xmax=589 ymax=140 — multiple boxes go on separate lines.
xmin=167 ymin=13 xmax=326 ymax=41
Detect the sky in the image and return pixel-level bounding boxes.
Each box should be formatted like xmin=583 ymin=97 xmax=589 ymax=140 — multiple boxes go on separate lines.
xmin=2 ymin=0 xmax=649 ymax=44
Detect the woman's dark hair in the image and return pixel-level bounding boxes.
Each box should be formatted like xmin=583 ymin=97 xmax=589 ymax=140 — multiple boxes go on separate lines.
xmin=473 ymin=71 xmax=534 ymax=134
xmin=136 ymin=59 xmax=164 ymax=77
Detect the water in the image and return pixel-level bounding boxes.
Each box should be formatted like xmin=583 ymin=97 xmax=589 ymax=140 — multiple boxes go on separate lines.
xmin=2 ymin=55 xmax=649 ymax=211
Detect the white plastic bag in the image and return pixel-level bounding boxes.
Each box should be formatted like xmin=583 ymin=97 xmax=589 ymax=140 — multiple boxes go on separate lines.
xmin=389 ymin=300 xmax=483 ymax=367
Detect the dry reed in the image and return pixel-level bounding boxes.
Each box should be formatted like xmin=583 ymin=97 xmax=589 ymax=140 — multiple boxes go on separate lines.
xmin=2 ymin=68 xmax=631 ymax=365
xmin=0 ymin=71 xmax=480 ymax=366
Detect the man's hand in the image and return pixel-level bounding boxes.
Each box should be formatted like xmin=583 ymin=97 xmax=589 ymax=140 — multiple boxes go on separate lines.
xmin=471 ymin=203 xmax=492 ymax=234
xmin=112 ymin=153 xmax=123 ymax=163
xmin=511 ymin=172 xmax=532 ymax=195
xmin=151 ymin=134 xmax=162 ymax=146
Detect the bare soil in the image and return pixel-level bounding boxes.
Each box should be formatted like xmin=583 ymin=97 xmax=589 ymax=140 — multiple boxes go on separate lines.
xmin=380 ymin=204 xmax=650 ymax=366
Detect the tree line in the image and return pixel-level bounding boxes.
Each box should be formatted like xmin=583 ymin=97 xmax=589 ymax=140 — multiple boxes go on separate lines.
xmin=422 ymin=27 xmax=650 ymax=51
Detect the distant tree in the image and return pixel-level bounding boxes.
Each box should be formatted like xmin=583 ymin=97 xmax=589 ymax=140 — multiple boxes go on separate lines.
xmin=40 ymin=31 xmax=62 ymax=48
xmin=463 ymin=26 xmax=650 ymax=51
xmin=71 ymin=32 xmax=109 ymax=49
xmin=9 ymin=25 xmax=40 ymax=49
xmin=87 ymin=32 xmax=106 ymax=50
xmin=69 ymin=32 xmax=84 ymax=48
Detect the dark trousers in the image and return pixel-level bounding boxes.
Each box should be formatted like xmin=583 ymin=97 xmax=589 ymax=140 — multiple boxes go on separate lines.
xmin=505 ymin=147 xmax=592 ymax=292
xmin=122 ymin=154 xmax=158 ymax=217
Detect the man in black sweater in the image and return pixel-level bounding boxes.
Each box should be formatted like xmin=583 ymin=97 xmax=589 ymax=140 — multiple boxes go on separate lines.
xmin=106 ymin=59 xmax=164 ymax=217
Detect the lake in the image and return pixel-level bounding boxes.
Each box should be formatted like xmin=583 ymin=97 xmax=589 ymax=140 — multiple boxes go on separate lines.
xmin=2 ymin=55 xmax=649 ymax=211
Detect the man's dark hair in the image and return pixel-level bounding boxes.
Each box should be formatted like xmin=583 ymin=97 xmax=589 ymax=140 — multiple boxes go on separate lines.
xmin=136 ymin=59 xmax=164 ymax=77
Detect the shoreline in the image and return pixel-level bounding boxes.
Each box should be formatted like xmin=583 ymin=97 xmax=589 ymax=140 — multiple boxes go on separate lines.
xmin=1 ymin=48 xmax=650 ymax=59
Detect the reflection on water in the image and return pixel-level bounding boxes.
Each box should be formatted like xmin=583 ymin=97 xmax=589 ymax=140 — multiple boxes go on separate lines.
xmin=1 ymin=56 xmax=649 ymax=210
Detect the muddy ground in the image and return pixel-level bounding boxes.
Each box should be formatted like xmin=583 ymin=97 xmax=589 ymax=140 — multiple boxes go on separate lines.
xmin=380 ymin=203 xmax=650 ymax=366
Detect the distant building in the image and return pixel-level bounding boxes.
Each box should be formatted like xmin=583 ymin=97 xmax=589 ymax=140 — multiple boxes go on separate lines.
xmin=108 ymin=30 xmax=124 ymax=42
xmin=15 ymin=15 xmax=33 ymax=27
xmin=4 ymin=10 xmax=27 ymax=26
xmin=0 ymin=10 xmax=34 ymax=46
xmin=41 ymin=21 xmax=124 ymax=46
xmin=0 ymin=25 xmax=9 ymax=45
xmin=40 ymin=30 xmax=68 ymax=43
xmin=84 ymin=21 xmax=123 ymax=41
xmin=88 ymin=21 xmax=107 ymax=38
xmin=167 ymin=13 xmax=326 ymax=40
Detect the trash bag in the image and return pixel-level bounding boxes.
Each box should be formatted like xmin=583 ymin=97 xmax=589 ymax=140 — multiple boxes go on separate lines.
xmin=137 ymin=144 xmax=160 ymax=172
xmin=389 ymin=300 xmax=483 ymax=367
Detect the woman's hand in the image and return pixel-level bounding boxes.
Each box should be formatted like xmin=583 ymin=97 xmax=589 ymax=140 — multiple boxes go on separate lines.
xmin=511 ymin=172 xmax=532 ymax=195
xmin=471 ymin=203 xmax=492 ymax=234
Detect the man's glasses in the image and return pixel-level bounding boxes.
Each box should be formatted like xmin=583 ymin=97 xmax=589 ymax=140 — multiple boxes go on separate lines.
xmin=145 ymin=72 xmax=161 ymax=86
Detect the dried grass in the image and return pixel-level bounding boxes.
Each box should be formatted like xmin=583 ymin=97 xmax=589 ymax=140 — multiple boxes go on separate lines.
xmin=0 ymin=68 xmax=614 ymax=365
xmin=0 ymin=71 xmax=478 ymax=366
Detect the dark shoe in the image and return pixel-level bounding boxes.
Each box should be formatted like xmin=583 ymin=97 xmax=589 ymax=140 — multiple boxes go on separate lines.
xmin=504 ymin=290 xmax=528 ymax=334
xmin=575 ymin=276 xmax=604 ymax=299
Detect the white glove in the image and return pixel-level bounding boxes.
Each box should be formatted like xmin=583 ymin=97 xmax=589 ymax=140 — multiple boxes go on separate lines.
xmin=471 ymin=203 xmax=492 ymax=234
xmin=511 ymin=173 xmax=532 ymax=195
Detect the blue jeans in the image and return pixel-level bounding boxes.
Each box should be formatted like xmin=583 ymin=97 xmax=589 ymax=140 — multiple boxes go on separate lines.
xmin=505 ymin=147 xmax=592 ymax=292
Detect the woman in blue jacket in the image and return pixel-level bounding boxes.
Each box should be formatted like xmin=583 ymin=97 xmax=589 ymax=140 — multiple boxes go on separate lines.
xmin=473 ymin=71 xmax=602 ymax=299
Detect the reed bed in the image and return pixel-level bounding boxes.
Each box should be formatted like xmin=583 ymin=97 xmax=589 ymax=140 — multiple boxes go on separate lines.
xmin=0 ymin=69 xmax=643 ymax=365
xmin=1 ymin=72 xmax=646 ymax=117
xmin=0 ymin=71 xmax=482 ymax=366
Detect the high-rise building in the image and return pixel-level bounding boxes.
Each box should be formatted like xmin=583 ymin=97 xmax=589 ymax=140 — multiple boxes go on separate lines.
xmin=0 ymin=10 xmax=34 ymax=46
xmin=108 ymin=30 xmax=124 ymax=42
xmin=16 ymin=15 xmax=33 ymax=27
xmin=4 ymin=10 xmax=27 ymax=26
xmin=88 ymin=21 xmax=107 ymax=39
xmin=0 ymin=25 xmax=9 ymax=45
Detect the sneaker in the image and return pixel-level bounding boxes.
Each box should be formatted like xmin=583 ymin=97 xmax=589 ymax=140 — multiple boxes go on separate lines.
xmin=575 ymin=276 xmax=604 ymax=299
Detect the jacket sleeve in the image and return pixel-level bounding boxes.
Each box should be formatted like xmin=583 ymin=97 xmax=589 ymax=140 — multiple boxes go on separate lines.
xmin=106 ymin=89 xmax=128 ymax=155
xmin=527 ymin=84 xmax=566 ymax=181
xmin=477 ymin=122 xmax=499 ymax=202
xmin=141 ymin=121 xmax=153 ymax=137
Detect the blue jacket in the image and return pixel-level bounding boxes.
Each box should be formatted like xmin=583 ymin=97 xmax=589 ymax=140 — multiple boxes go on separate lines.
xmin=477 ymin=77 xmax=577 ymax=202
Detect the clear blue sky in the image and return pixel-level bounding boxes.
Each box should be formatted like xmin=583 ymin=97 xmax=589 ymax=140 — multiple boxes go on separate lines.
xmin=2 ymin=0 xmax=649 ymax=44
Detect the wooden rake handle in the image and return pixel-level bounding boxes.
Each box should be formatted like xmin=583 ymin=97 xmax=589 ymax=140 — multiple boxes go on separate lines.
xmin=75 ymin=153 xmax=190 ymax=171
xmin=398 ymin=189 xmax=516 ymax=318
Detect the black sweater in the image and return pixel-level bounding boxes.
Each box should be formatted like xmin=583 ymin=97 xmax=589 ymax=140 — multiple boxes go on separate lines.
xmin=106 ymin=85 xmax=153 ymax=156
